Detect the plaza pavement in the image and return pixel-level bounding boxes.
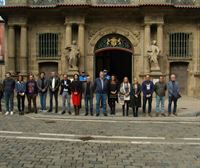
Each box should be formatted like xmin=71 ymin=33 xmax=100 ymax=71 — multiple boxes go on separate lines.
xmin=0 ymin=96 xmax=199 ymax=168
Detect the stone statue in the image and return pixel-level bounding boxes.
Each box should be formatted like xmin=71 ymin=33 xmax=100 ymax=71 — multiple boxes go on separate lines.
xmin=65 ymin=40 xmax=80 ymax=70
xmin=147 ymin=40 xmax=160 ymax=71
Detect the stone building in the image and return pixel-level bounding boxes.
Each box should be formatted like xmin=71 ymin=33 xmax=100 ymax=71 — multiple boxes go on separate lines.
xmin=0 ymin=0 xmax=200 ymax=96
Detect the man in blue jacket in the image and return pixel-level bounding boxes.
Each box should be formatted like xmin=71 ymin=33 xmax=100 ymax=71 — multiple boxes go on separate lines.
xmin=94 ymin=71 xmax=109 ymax=116
xmin=142 ymin=75 xmax=154 ymax=117
xmin=167 ymin=74 xmax=181 ymax=116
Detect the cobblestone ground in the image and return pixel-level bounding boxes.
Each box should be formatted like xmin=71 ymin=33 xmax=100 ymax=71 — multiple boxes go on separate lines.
xmin=0 ymin=113 xmax=199 ymax=168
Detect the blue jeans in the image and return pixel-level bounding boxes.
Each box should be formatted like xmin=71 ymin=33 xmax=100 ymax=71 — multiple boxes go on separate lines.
xmin=168 ymin=96 xmax=178 ymax=113
xmin=39 ymin=92 xmax=47 ymax=110
xmin=96 ymin=93 xmax=107 ymax=115
xmin=4 ymin=92 xmax=14 ymax=112
xmin=85 ymin=95 xmax=93 ymax=113
xmin=62 ymin=91 xmax=71 ymax=112
xmin=156 ymin=95 xmax=165 ymax=113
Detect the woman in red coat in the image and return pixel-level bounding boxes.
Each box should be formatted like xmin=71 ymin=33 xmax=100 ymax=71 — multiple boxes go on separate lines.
xmin=70 ymin=74 xmax=82 ymax=115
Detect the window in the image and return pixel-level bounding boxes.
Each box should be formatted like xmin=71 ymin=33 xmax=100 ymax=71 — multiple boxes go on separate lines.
xmin=38 ymin=33 xmax=60 ymax=58
xmin=169 ymin=32 xmax=192 ymax=58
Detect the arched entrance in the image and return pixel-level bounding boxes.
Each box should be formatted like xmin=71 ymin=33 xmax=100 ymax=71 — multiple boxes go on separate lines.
xmin=95 ymin=34 xmax=133 ymax=82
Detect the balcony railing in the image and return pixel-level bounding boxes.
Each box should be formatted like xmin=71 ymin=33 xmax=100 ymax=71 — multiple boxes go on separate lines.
xmin=5 ymin=0 xmax=199 ymax=6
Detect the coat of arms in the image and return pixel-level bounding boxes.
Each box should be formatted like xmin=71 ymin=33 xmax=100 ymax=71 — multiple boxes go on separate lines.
xmin=107 ymin=37 xmax=121 ymax=47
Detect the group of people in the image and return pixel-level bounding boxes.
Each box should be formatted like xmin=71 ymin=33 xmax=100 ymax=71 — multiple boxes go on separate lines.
xmin=0 ymin=70 xmax=181 ymax=117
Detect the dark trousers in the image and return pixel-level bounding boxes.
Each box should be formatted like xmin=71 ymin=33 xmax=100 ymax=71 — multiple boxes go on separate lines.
xmin=109 ymin=99 xmax=116 ymax=115
xmin=133 ymin=106 xmax=139 ymax=117
xmin=27 ymin=94 xmax=37 ymax=113
xmin=17 ymin=94 xmax=25 ymax=112
xmin=85 ymin=95 xmax=93 ymax=115
xmin=168 ymin=96 xmax=178 ymax=114
xmin=4 ymin=92 xmax=14 ymax=112
xmin=49 ymin=91 xmax=58 ymax=113
xmin=122 ymin=101 xmax=129 ymax=116
xmin=143 ymin=96 xmax=152 ymax=114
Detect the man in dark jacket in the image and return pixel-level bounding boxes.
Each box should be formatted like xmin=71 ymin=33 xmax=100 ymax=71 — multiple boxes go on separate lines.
xmin=26 ymin=74 xmax=38 ymax=114
xmin=60 ymin=74 xmax=71 ymax=115
xmin=82 ymin=75 xmax=94 ymax=116
xmin=48 ymin=72 xmax=60 ymax=113
xmin=37 ymin=72 xmax=49 ymax=112
xmin=94 ymin=71 xmax=109 ymax=116
xmin=3 ymin=72 xmax=15 ymax=115
xmin=167 ymin=74 xmax=181 ymax=116
xmin=142 ymin=74 xmax=154 ymax=117
xmin=155 ymin=76 xmax=167 ymax=117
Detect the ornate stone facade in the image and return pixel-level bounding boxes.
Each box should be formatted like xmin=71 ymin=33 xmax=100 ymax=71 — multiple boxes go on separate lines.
xmin=0 ymin=1 xmax=200 ymax=96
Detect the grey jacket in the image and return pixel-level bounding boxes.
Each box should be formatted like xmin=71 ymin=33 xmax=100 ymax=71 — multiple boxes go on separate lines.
xmin=82 ymin=81 xmax=94 ymax=98
xmin=37 ymin=78 xmax=49 ymax=93
xmin=167 ymin=81 xmax=180 ymax=98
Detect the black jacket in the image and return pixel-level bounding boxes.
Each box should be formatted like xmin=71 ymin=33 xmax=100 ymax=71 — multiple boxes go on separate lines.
xmin=49 ymin=77 xmax=60 ymax=92
xmin=70 ymin=80 xmax=82 ymax=93
xmin=60 ymin=79 xmax=71 ymax=95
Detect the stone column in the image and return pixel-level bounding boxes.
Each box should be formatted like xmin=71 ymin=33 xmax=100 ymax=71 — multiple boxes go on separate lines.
xmin=7 ymin=25 xmax=15 ymax=74
xmin=20 ymin=25 xmax=28 ymax=75
xmin=66 ymin=23 xmax=72 ymax=47
xmin=157 ymin=24 xmax=164 ymax=55
xmin=63 ymin=23 xmax=72 ymax=73
xmin=78 ymin=23 xmax=85 ymax=72
xmin=144 ymin=23 xmax=151 ymax=74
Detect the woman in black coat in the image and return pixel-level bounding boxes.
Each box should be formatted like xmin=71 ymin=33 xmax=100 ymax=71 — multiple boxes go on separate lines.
xmin=131 ymin=78 xmax=141 ymax=117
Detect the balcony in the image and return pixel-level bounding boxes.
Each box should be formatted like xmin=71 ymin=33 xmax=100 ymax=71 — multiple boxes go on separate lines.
xmin=4 ymin=0 xmax=199 ymax=7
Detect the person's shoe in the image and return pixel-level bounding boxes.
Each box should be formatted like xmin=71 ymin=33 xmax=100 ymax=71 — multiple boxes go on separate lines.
xmin=68 ymin=111 xmax=71 ymax=115
xmin=173 ymin=113 xmax=178 ymax=117
xmin=96 ymin=113 xmax=99 ymax=117
xmin=104 ymin=113 xmax=108 ymax=116
xmin=55 ymin=111 xmax=58 ymax=114
xmin=85 ymin=113 xmax=88 ymax=116
xmin=161 ymin=113 xmax=166 ymax=117
xmin=47 ymin=109 xmax=52 ymax=113
xmin=148 ymin=113 xmax=152 ymax=117
xmin=5 ymin=111 xmax=9 ymax=116
xmin=168 ymin=113 xmax=172 ymax=117
xmin=156 ymin=113 xmax=160 ymax=117
xmin=10 ymin=111 xmax=14 ymax=115
xmin=90 ymin=113 xmax=93 ymax=116
xmin=61 ymin=111 xmax=66 ymax=115
xmin=35 ymin=110 xmax=38 ymax=114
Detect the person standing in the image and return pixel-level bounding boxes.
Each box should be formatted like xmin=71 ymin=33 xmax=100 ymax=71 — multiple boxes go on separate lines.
xmin=48 ymin=72 xmax=60 ymax=113
xmin=130 ymin=78 xmax=141 ymax=117
xmin=142 ymin=75 xmax=154 ymax=117
xmin=82 ymin=75 xmax=94 ymax=116
xmin=37 ymin=72 xmax=49 ymax=113
xmin=154 ymin=76 xmax=167 ymax=117
xmin=70 ymin=74 xmax=82 ymax=115
xmin=0 ymin=81 xmax=3 ymax=113
xmin=60 ymin=74 xmax=71 ymax=115
xmin=3 ymin=72 xmax=15 ymax=115
xmin=167 ymin=74 xmax=181 ymax=116
xmin=15 ymin=75 xmax=26 ymax=115
xmin=94 ymin=71 xmax=109 ymax=116
xmin=108 ymin=75 xmax=119 ymax=115
xmin=26 ymin=74 xmax=38 ymax=114
xmin=119 ymin=77 xmax=131 ymax=116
